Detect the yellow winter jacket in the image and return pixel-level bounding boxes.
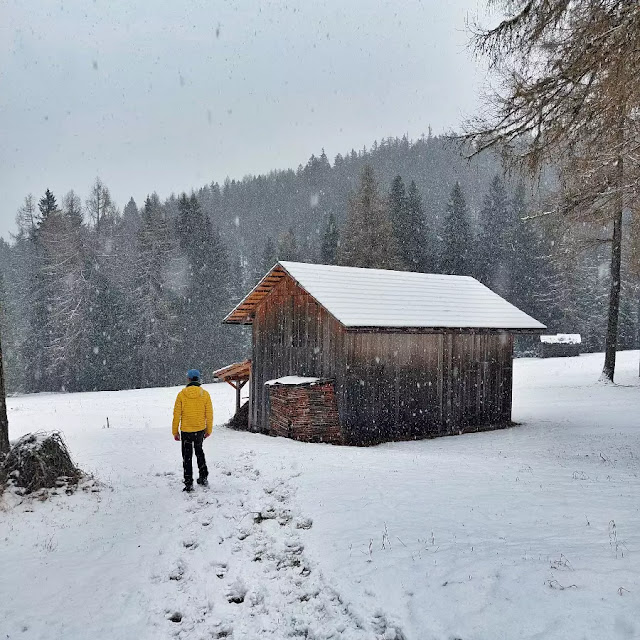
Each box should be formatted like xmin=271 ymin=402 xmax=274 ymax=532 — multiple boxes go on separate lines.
xmin=172 ymin=384 xmax=213 ymax=437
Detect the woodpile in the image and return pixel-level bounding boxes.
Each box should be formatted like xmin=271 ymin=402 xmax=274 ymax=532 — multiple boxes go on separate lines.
xmin=268 ymin=380 xmax=342 ymax=444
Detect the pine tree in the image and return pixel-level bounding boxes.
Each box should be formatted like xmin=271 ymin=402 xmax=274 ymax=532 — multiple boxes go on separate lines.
xmin=298 ymin=233 xmax=317 ymax=264
xmin=0 ymin=318 xmax=8 ymax=453
xmin=175 ymin=193 xmax=236 ymax=373
xmin=506 ymin=184 xmax=562 ymax=327
xmin=277 ymin=227 xmax=299 ymax=262
xmin=260 ymin=237 xmax=277 ymax=276
xmin=0 ymin=243 xmax=21 ymax=393
xmin=441 ymin=182 xmax=471 ymax=276
xmin=114 ymin=197 xmax=141 ymax=286
xmin=476 ymin=176 xmax=512 ymax=294
xmin=38 ymin=189 xmax=57 ymax=221
xmin=23 ymin=190 xmax=62 ymax=391
xmin=389 ymin=176 xmax=430 ymax=271
xmin=44 ymin=198 xmax=91 ymax=391
xmin=407 ymin=181 xmax=434 ymax=272
xmin=338 ymin=165 xmax=401 ymax=270
xmin=389 ymin=176 xmax=409 ymax=269
xmin=320 ymin=213 xmax=339 ymax=264
xmin=122 ymin=197 xmax=139 ymax=224
xmin=103 ymin=197 xmax=142 ymax=389
xmin=6 ymin=231 xmax=33 ymax=392
xmin=133 ymin=194 xmax=178 ymax=387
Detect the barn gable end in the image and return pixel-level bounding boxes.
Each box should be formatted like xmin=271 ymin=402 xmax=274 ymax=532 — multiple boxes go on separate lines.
xmin=250 ymin=274 xmax=348 ymax=435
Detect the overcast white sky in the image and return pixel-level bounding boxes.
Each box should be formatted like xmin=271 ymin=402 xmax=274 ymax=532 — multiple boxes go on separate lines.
xmin=0 ymin=0 xmax=490 ymax=238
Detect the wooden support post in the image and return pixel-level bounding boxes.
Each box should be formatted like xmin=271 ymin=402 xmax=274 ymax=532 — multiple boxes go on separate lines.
xmin=223 ymin=378 xmax=249 ymax=415
xmin=0 ymin=328 xmax=8 ymax=454
xmin=236 ymin=379 xmax=248 ymax=414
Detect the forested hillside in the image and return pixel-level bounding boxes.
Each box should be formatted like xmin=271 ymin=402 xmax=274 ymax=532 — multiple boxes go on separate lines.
xmin=0 ymin=134 xmax=637 ymax=393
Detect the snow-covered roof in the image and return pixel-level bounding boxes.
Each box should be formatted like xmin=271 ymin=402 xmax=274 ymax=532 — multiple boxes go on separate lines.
xmin=224 ymin=261 xmax=546 ymax=331
xmin=540 ymin=334 xmax=581 ymax=345
xmin=265 ymin=376 xmax=323 ymax=386
xmin=213 ymin=359 xmax=251 ymax=382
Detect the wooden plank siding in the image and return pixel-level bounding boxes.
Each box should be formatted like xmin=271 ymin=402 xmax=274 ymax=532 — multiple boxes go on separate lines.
xmin=250 ymin=276 xmax=346 ymax=433
xmin=249 ymin=274 xmax=515 ymax=444
xmin=340 ymin=332 xmax=514 ymax=444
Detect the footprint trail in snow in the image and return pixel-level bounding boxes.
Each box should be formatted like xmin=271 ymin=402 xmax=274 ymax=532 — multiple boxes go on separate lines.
xmin=148 ymin=450 xmax=405 ymax=639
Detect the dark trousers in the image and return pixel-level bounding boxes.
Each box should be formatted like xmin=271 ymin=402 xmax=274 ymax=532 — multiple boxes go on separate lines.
xmin=181 ymin=430 xmax=208 ymax=485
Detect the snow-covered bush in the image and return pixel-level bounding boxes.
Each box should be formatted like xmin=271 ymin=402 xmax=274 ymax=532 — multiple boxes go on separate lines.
xmin=227 ymin=401 xmax=249 ymax=430
xmin=0 ymin=431 xmax=83 ymax=495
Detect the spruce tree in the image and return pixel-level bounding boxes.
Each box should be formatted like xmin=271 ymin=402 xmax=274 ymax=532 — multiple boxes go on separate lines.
xmin=175 ymin=192 xmax=235 ymax=373
xmin=46 ymin=196 xmax=91 ymax=391
xmin=476 ymin=175 xmax=511 ymax=294
xmin=122 ymin=197 xmax=139 ymax=223
xmin=38 ymin=189 xmax=57 ymax=221
xmin=320 ymin=213 xmax=339 ymax=264
xmin=0 ymin=319 xmax=8 ymax=453
xmin=23 ymin=190 xmax=62 ymax=390
xmin=0 ymin=244 xmax=21 ymax=393
xmin=134 ymin=194 xmax=178 ymax=387
xmin=389 ymin=176 xmax=409 ymax=269
xmin=407 ymin=181 xmax=434 ymax=272
xmin=106 ymin=198 xmax=142 ymax=389
xmin=507 ymin=184 xmax=564 ymax=329
xmin=338 ymin=165 xmax=401 ymax=270
xmin=277 ymin=227 xmax=299 ymax=262
xmin=441 ymin=182 xmax=471 ymax=276
xmin=261 ymin=237 xmax=277 ymax=274
xmin=389 ymin=176 xmax=430 ymax=271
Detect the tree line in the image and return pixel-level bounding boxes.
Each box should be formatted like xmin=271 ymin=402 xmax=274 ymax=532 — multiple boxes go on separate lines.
xmin=464 ymin=0 xmax=640 ymax=381
xmin=0 ymin=182 xmax=242 ymax=392
xmin=0 ymin=134 xmax=637 ymax=393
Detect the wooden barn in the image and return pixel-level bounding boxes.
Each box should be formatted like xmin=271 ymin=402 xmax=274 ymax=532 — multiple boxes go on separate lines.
xmin=223 ymin=261 xmax=546 ymax=445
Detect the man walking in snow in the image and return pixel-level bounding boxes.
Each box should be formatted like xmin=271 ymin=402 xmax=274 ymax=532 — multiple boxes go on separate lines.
xmin=172 ymin=369 xmax=213 ymax=492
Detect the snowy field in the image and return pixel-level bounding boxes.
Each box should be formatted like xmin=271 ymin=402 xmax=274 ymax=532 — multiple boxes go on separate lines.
xmin=1 ymin=352 xmax=640 ymax=640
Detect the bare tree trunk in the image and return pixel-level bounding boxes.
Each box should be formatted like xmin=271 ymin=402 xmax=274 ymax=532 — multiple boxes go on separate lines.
xmin=601 ymin=156 xmax=624 ymax=383
xmin=0 ymin=329 xmax=9 ymax=454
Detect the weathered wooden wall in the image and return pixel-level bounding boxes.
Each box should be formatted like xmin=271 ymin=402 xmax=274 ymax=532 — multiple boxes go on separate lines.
xmin=341 ymin=332 xmax=513 ymax=444
xmin=250 ymin=274 xmax=515 ymax=444
xmin=250 ymin=276 xmax=346 ymax=433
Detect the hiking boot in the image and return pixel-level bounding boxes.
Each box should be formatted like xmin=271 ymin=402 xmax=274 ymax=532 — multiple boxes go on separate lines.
xmin=196 ymin=477 xmax=208 ymax=487
xmin=183 ymin=483 xmax=194 ymax=493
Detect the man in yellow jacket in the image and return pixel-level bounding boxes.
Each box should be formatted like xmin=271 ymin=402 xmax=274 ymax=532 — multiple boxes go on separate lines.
xmin=173 ymin=369 xmax=213 ymax=492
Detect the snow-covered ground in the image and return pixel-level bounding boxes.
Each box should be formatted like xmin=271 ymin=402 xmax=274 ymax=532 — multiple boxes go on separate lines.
xmin=2 ymin=352 xmax=640 ymax=640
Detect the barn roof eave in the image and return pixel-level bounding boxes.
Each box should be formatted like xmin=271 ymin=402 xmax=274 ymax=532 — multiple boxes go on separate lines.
xmin=222 ymin=262 xmax=346 ymax=327
xmin=222 ymin=261 xmax=547 ymax=331
xmin=222 ymin=263 xmax=289 ymax=325
xmin=342 ymin=325 xmax=546 ymax=334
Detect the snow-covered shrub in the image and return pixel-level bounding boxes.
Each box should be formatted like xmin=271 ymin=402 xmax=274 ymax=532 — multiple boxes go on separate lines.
xmin=227 ymin=401 xmax=249 ymax=430
xmin=0 ymin=431 xmax=83 ymax=495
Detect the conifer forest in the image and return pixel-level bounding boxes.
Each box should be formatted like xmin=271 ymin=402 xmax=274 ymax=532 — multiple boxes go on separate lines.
xmin=1 ymin=135 xmax=637 ymax=393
